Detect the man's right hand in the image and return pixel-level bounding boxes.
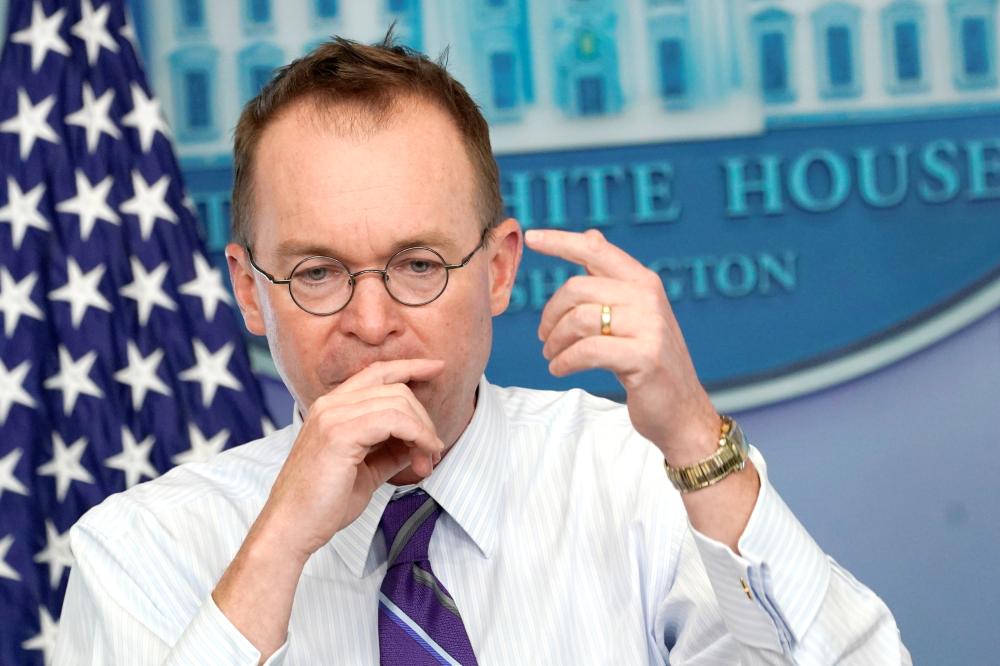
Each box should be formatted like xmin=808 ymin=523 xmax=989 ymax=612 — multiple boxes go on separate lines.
xmin=212 ymin=359 xmax=446 ymax=659
xmin=259 ymin=358 xmax=446 ymax=559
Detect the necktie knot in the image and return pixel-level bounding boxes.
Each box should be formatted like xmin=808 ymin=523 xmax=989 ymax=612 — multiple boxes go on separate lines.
xmin=379 ymin=490 xmax=441 ymax=567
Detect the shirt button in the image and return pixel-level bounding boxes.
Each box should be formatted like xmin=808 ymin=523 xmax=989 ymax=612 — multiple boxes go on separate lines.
xmin=739 ymin=577 xmax=753 ymax=601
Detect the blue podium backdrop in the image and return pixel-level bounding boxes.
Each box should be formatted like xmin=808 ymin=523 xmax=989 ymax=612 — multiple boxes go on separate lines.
xmin=95 ymin=0 xmax=1000 ymax=409
xmin=496 ymin=118 xmax=1000 ymax=405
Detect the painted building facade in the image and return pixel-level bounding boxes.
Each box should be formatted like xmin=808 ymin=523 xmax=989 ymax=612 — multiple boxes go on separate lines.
xmin=3 ymin=0 xmax=989 ymax=263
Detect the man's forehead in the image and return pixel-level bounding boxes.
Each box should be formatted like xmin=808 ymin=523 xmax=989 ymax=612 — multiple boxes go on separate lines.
xmin=259 ymin=183 xmax=472 ymax=243
xmin=257 ymin=183 xmax=481 ymax=258
xmin=256 ymin=102 xmax=470 ymax=193
xmin=249 ymin=95 xmax=480 ymax=253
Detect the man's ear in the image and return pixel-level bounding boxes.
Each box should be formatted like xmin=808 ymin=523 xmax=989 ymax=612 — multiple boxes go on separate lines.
xmin=487 ymin=218 xmax=523 ymax=316
xmin=225 ymin=243 xmax=266 ymax=336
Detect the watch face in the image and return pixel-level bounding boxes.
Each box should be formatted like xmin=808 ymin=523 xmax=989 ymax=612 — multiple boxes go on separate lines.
xmin=728 ymin=420 xmax=749 ymax=457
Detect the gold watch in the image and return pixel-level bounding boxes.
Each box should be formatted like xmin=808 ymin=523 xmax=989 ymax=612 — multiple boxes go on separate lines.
xmin=664 ymin=416 xmax=749 ymax=493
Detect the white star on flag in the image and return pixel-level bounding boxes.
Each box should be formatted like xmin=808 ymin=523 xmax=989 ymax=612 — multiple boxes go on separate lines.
xmin=180 ymin=253 xmax=233 ymax=320
xmin=119 ymin=171 xmax=178 ymax=240
xmin=180 ymin=340 xmax=243 ymax=407
xmin=0 ymin=177 xmax=49 ymax=249
xmin=172 ymin=423 xmax=230 ymax=466
xmin=121 ymin=83 xmax=169 ymax=153
xmin=21 ymin=606 xmax=59 ymax=665
xmin=43 ymin=346 xmax=105 ymax=415
xmin=9 ymin=2 xmax=70 ymax=72
xmin=64 ymin=83 xmax=121 ymax=154
xmin=70 ymin=0 xmax=119 ymax=66
xmin=48 ymin=258 xmax=113 ymax=329
xmin=33 ymin=520 xmax=74 ymax=590
xmin=0 ymin=89 xmax=59 ymax=160
xmin=113 ymin=341 xmax=171 ymax=410
xmin=105 ymin=427 xmax=158 ymax=488
xmin=37 ymin=432 xmax=95 ymax=503
xmin=0 ymin=534 xmax=21 ymax=582
xmin=0 ymin=359 xmax=36 ymax=421
xmin=119 ymin=257 xmax=177 ymax=326
xmin=56 ymin=170 xmax=120 ymax=241
xmin=0 ymin=448 xmax=29 ymax=501
xmin=0 ymin=268 xmax=44 ymax=337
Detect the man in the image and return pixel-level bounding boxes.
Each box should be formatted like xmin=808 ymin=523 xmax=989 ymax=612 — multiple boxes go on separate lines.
xmin=56 ymin=37 xmax=909 ymax=664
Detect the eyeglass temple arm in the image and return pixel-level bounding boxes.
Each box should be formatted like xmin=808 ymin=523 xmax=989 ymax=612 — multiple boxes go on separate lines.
xmin=445 ymin=229 xmax=491 ymax=270
xmin=245 ymin=246 xmax=291 ymax=285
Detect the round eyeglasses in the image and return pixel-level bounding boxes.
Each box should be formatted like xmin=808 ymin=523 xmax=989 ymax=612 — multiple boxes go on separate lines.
xmin=245 ymin=231 xmax=488 ymax=316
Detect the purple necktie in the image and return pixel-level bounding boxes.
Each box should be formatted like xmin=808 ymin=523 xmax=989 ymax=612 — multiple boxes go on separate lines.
xmin=378 ymin=490 xmax=478 ymax=665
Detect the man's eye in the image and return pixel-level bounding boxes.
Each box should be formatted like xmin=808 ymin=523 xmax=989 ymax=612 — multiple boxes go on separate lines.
xmin=407 ymin=260 xmax=432 ymax=274
xmin=296 ymin=263 xmax=342 ymax=283
xmin=400 ymin=258 xmax=445 ymax=277
xmin=305 ymin=267 xmax=329 ymax=281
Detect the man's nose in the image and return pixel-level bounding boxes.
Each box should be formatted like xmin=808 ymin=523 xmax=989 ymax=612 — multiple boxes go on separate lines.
xmin=338 ymin=271 xmax=403 ymax=345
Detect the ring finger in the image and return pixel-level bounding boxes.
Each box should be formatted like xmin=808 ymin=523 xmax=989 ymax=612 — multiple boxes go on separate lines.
xmin=537 ymin=276 xmax=648 ymax=341
xmin=542 ymin=302 xmax=641 ymax=361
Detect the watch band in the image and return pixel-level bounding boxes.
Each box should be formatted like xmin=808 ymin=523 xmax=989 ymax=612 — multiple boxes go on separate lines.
xmin=664 ymin=415 xmax=749 ymax=493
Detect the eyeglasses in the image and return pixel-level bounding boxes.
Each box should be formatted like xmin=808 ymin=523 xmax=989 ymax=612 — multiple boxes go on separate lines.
xmin=245 ymin=230 xmax=488 ymax=316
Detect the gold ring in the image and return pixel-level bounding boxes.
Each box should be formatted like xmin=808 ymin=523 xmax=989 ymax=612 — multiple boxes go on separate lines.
xmin=600 ymin=304 xmax=612 ymax=336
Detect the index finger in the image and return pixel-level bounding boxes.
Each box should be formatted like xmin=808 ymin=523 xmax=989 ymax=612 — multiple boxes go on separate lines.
xmin=340 ymin=358 xmax=446 ymax=392
xmin=524 ymin=229 xmax=644 ymax=277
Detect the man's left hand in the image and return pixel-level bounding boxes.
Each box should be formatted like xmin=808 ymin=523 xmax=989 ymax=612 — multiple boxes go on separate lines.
xmin=525 ymin=228 xmax=721 ymax=464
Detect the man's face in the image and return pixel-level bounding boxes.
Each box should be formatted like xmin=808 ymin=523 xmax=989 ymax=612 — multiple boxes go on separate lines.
xmin=227 ymin=98 xmax=521 ymax=447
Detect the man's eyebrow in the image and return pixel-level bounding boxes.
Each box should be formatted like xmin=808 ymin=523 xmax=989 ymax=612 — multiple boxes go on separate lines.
xmin=390 ymin=231 xmax=459 ymax=253
xmin=274 ymin=231 xmax=461 ymax=261
xmin=274 ymin=240 xmax=338 ymax=259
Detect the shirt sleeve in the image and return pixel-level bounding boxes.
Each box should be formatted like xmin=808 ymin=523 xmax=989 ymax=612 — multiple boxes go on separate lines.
xmin=686 ymin=446 xmax=912 ymax=665
xmin=53 ymin=503 xmax=289 ymax=666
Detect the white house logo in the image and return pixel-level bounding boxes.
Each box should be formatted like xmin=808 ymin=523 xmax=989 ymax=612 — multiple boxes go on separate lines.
xmin=124 ymin=0 xmax=1000 ymax=409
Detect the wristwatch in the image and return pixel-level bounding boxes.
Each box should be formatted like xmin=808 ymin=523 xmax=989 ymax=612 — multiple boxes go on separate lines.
xmin=664 ymin=415 xmax=749 ymax=493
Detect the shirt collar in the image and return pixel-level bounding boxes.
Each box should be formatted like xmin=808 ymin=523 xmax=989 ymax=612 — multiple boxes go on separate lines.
xmin=328 ymin=376 xmax=509 ymax=578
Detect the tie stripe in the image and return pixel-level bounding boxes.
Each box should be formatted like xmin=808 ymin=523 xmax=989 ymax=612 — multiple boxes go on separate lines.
xmin=412 ymin=564 xmax=461 ymax=617
xmin=379 ymin=593 xmax=463 ymax=666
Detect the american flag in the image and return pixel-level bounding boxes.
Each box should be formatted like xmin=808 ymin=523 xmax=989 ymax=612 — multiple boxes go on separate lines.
xmin=0 ymin=1 xmax=273 ymax=663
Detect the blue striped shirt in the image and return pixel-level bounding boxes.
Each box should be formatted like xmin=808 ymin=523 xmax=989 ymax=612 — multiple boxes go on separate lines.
xmin=55 ymin=378 xmax=910 ymax=664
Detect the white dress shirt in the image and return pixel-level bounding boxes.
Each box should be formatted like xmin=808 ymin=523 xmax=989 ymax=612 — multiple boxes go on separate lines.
xmin=55 ymin=378 xmax=910 ymax=664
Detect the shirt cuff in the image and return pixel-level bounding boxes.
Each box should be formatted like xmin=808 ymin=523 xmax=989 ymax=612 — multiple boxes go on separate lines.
xmin=164 ymin=593 xmax=290 ymax=666
xmin=690 ymin=446 xmax=831 ymax=653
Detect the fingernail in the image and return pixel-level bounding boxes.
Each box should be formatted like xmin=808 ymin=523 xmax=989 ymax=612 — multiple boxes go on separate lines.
xmin=525 ymin=229 xmax=542 ymax=243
